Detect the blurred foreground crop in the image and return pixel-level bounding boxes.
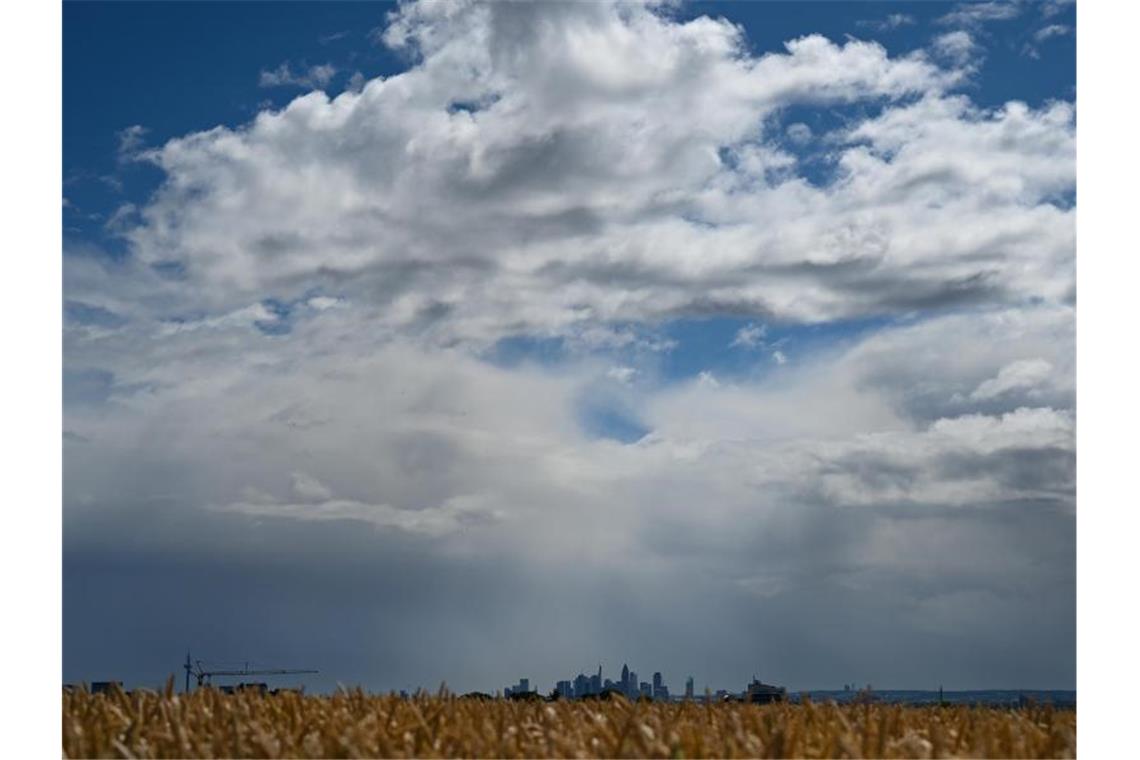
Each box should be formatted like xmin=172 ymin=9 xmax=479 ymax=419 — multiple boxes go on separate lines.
xmin=62 ymin=684 xmax=1075 ymax=758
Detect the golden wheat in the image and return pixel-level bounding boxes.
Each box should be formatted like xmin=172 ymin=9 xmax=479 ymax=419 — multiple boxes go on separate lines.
xmin=62 ymin=682 xmax=1075 ymax=759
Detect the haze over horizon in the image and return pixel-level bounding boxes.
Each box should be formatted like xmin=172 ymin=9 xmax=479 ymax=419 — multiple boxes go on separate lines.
xmin=63 ymin=0 xmax=1075 ymax=695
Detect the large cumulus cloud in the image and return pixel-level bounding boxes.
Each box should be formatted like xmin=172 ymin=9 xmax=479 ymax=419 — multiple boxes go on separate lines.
xmin=110 ymin=0 xmax=1071 ymax=341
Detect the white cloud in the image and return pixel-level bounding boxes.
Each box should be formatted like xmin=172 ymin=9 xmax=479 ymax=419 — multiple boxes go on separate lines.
xmin=258 ymin=62 xmax=338 ymax=89
xmin=1034 ymin=24 xmax=1072 ymax=42
xmin=1023 ymin=23 xmax=1072 ymax=58
xmin=564 ymin=325 xmax=676 ymax=355
xmin=221 ymin=493 xmax=503 ymax=537
xmin=696 ymin=371 xmax=720 ymax=389
xmin=290 ymin=471 xmax=333 ymax=502
xmin=104 ymin=203 xmax=139 ymax=234
xmin=606 ymin=366 xmax=637 ymax=385
xmin=859 ymin=14 xmax=916 ymax=33
xmin=784 ymin=122 xmax=812 ymax=145
xmin=116 ymin=124 xmax=148 ymax=160
xmin=1040 ymin=0 xmax=1075 ymax=19
xmin=306 ymin=296 xmax=340 ymax=311
xmin=970 ymin=358 xmax=1053 ymax=400
xmin=937 ymin=2 xmax=1021 ymax=29
xmin=932 ymin=31 xmax=981 ymax=67
xmin=345 ymin=71 xmax=367 ymax=94
xmin=729 ymin=322 xmax=767 ymax=349
xmin=152 ymin=302 xmax=280 ymax=337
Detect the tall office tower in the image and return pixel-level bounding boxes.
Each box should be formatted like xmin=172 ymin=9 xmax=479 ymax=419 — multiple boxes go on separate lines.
xmin=628 ymin=670 xmax=639 ymax=698
xmin=621 ymin=664 xmax=630 ymax=693
xmin=520 ymin=678 xmax=529 ymax=693
xmin=685 ymin=676 xmax=694 ymax=699
xmin=653 ymin=672 xmax=663 ymax=691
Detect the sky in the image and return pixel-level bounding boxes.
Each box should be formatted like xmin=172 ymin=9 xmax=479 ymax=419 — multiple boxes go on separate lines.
xmin=63 ymin=0 xmax=1075 ymax=694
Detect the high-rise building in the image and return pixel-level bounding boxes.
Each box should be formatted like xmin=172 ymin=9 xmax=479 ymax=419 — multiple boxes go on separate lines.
xmin=556 ymin=680 xmax=573 ymax=699
xmin=621 ymin=664 xmax=630 ymax=693
xmin=652 ymin=672 xmax=667 ymax=701
xmin=506 ymin=677 xmax=531 ymax=696
xmin=574 ymin=674 xmax=590 ymax=697
xmin=685 ymin=676 xmax=694 ymax=699
xmin=628 ymin=670 xmax=639 ymax=698
xmin=639 ymin=682 xmax=651 ymax=699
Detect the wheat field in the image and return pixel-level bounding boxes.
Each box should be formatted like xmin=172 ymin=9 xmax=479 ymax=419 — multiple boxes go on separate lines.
xmin=62 ymin=683 xmax=1076 ymax=758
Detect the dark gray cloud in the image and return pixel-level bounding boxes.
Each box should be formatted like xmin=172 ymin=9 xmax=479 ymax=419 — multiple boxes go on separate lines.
xmin=64 ymin=488 xmax=1074 ymax=692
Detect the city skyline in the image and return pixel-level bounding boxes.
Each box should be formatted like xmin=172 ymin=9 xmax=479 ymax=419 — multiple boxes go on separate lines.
xmin=512 ymin=662 xmax=676 ymax=701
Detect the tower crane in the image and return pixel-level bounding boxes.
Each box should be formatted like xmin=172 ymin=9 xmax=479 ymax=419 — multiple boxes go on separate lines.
xmin=183 ymin=651 xmax=318 ymax=693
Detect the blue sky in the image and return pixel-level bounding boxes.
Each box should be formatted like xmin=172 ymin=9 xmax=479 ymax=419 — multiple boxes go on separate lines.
xmin=64 ymin=1 xmax=1076 ymax=693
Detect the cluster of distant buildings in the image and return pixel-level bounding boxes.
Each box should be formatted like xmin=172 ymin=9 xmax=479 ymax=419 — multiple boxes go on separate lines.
xmin=506 ymin=664 xmax=677 ymax=701
xmin=512 ymin=664 xmax=685 ymax=701
xmin=505 ymin=664 xmax=785 ymax=704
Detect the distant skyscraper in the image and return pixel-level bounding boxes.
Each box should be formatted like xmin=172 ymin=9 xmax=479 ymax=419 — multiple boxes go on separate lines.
xmin=506 ymin=677 xmax=531 ymax=696
xmin=628 ymin=671 xmax=639 ymax=698
xmin=652 ymin=672 xmax=667 ymax=701
xmin=685 ymin=676 xmax=694 ymax=699
xmin=621 ymin=664 xmax=630 ymax=693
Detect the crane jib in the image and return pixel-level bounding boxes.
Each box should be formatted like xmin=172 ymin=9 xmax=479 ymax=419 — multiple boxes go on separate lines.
xmin=184 ymin=652 xmax=317 ymax=690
